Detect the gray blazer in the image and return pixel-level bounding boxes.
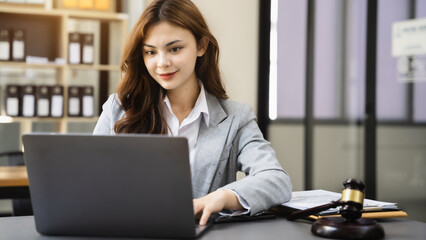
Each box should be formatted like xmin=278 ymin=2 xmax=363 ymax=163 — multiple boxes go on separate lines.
xmin=93 ymin=92 xmax=292 ymax=215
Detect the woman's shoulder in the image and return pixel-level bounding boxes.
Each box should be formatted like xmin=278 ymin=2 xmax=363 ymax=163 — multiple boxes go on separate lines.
xmin=104 ymin=93 xmax=119 ymax=106
xmin=219 ymin=98 xmax=250 ymax=110
xmin=103 ymin=93 xmax=124 ymax=115
xmin=218 ymin=98 xmax=256 ymax=119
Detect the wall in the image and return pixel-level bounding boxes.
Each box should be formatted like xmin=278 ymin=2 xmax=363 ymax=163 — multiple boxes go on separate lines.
xmin=191 ymin=0 xmax=259 ymax=180
xmin=187 ymin=0 xmax=260 ymax=112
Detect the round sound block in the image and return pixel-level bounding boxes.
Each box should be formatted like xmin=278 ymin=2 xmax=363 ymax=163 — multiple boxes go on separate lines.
xmin=311 ymin=217 xmax=384 ymax=239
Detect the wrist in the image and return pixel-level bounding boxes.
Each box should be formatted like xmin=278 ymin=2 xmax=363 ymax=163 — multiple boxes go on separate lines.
xmin=218 ymin=189 xmax=243 ymax=210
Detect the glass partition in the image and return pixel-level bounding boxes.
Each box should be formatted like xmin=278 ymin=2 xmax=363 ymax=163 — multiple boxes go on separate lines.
xmin=267 ymin=0 xmax=426 ymax=222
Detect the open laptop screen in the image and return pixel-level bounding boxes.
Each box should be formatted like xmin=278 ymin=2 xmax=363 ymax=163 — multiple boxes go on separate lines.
xmin=23 ymin=133 xmax=207 ymax=238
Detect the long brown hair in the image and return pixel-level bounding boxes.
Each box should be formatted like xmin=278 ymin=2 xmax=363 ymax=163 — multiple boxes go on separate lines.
xmin=114 ymin=0 xmax=227 ymax=134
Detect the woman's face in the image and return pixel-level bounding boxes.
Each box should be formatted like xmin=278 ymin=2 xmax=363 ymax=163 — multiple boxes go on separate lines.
xmin=142 ymin=21 xmax=205 ymax=93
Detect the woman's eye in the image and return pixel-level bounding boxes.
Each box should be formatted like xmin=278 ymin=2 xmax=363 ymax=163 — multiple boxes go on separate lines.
xmin=170 ymin=47 xmax=181 ymax=53
xmin=145 ymin=50 xmax=155 ymax=56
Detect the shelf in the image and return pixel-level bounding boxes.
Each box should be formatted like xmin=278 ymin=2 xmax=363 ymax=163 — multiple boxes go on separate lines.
xmin=0 ymin=5 xmax=128 ymax=21
xmin=68 ymin=64 xmax=120 ymax=71
xmin=0 ymin=5 xmax=61 ymax=17
xmin=0 ymin=61 xmax=65 ymax=69
xmin=64 ymin=9 xmax=127 ymax=21
xmin=0 ymin=3 xmax=127 ymax=134
xmin=0 ymin=62 xmax=120 ymax=71
xmin=3 ymin=116 xmax=99 ymax=123
xmin=65 ymin=117 xmax=99 ymax=122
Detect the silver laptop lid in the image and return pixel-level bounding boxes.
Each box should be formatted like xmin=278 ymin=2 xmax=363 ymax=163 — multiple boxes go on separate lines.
xmin=23 ymin=133 xmax=200 ymax=238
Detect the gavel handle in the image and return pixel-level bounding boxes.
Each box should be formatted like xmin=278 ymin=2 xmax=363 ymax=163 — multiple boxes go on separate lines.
xmin=286 ymin=200 xmax=342 ymax=221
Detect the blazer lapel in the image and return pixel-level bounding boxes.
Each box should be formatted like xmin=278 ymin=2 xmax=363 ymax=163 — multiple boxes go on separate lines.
xmin=191 ymin=93 xmax=233 ymax=198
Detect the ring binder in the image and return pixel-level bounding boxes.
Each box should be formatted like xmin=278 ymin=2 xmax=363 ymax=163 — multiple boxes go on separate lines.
xmin=12 ymin=30 xmax=25 ymax=62
xmin=81 ymin=86 xmax=94 ymax=117
xmin=36 ymin=85 xmax=50 ymax=117
xmin=68 ymin=86 xmax=81 ymax=117
xmin=22 ymin=85 xmax=36 ymax=117
xmin=5 ymin=85 xmax=21 ymax=117
xmin=68 ymin=33 xmax=81 ymax=64
xmin=50 ymin=85 xmax=64 ymax=118
xmin=81 ymin=33 xmax=94 ymax=65
xmin=0 ymin=29 xmax=10 ymax=61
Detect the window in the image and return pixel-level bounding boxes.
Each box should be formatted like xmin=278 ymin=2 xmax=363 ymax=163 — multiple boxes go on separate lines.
xmin=271 ymin=0 xmax=425 ymax=124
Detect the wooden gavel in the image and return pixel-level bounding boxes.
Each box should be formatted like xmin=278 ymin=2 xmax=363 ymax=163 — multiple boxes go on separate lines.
xmin=287 ymin=179 xmax=365 ymax=221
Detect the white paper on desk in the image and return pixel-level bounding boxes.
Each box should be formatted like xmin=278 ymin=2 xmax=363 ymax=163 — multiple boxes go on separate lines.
xmin=362 ymin=198 xmax=398 ymax=209
xmin=283 ymin=190 xmax=341 ymax=210
xmin=282 ymin=189 xmax=398 ymax=214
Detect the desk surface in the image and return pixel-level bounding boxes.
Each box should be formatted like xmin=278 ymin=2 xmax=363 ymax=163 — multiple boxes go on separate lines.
xmin=0 ymin=166 xmax=28 ymax=187
xmin=0 ymin=216 xmax=425 ymax=240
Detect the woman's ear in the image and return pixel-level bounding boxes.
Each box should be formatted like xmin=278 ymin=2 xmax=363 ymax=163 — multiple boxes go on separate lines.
xmin=197 ymin=37 xmax=209 ymax=57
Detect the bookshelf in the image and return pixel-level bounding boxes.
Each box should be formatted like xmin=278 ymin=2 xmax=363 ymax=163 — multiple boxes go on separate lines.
xmin=0 ymin=1 xmax=128 ymax=135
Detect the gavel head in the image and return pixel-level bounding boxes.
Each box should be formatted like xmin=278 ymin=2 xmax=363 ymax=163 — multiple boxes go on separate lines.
xmin=339 ymin=178 xmax=365 ymax=221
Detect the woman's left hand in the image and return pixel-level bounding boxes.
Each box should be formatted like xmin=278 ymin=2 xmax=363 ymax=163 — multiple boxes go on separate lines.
xmin=193 ymin=189 xmax=243 ymax=226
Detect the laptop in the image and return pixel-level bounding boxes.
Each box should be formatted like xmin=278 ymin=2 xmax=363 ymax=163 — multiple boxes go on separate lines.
xmin=22 ymin=133 xmax=212 ymax=238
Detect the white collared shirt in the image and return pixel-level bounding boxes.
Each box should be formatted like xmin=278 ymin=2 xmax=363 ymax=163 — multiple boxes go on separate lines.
xmin=162 ymin=82 xmax=209 ymax=165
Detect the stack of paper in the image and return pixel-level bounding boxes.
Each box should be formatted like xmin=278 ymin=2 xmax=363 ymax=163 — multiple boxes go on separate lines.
xmin=281 ymin=190 xmax=406 ymax=219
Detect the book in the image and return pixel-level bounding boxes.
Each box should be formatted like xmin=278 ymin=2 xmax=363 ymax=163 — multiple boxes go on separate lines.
xmin=278 ymin=189 xmax=407 ymax=220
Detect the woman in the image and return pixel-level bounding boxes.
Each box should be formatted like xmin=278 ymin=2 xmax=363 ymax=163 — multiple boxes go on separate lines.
xmin=94 ymin=0 xmax=292 ymax=226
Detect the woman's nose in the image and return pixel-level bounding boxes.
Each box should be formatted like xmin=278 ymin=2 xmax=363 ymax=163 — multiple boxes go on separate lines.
xmin=157 ymin=52 xmax=171 ymax=68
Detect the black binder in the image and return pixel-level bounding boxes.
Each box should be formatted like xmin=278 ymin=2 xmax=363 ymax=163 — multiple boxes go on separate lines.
xmin=81 ymin=86 xmax=94 ymax=117
xmin=68 ymin=86 xmax=81 ymax=117
xmin=36 ymin=85 xmax=51 ymax=117
xmin=81 ymin=33 xmax=94 ymax=64
xmin=5 ymin=85 xmax=21 ymax=117
xmin=22 ymin=85 xmax=36 ymax=117
xmin=12 ymin=30 xmax=25 ymax=62
xmin=50 ymin=85 xmax=64 ymax=118
xmin=68 ymin=33 xmax=81 ymax=64
xmin=0 ymin=29 xmax=10 ymax=61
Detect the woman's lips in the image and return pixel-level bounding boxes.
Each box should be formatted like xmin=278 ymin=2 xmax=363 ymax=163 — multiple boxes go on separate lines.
xmin=159 ymin=71 xmax=177 ymax=80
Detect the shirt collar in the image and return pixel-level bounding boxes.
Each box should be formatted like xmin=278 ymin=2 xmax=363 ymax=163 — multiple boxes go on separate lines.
xmin=163 ymin=81 xmax=210 ymax=127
